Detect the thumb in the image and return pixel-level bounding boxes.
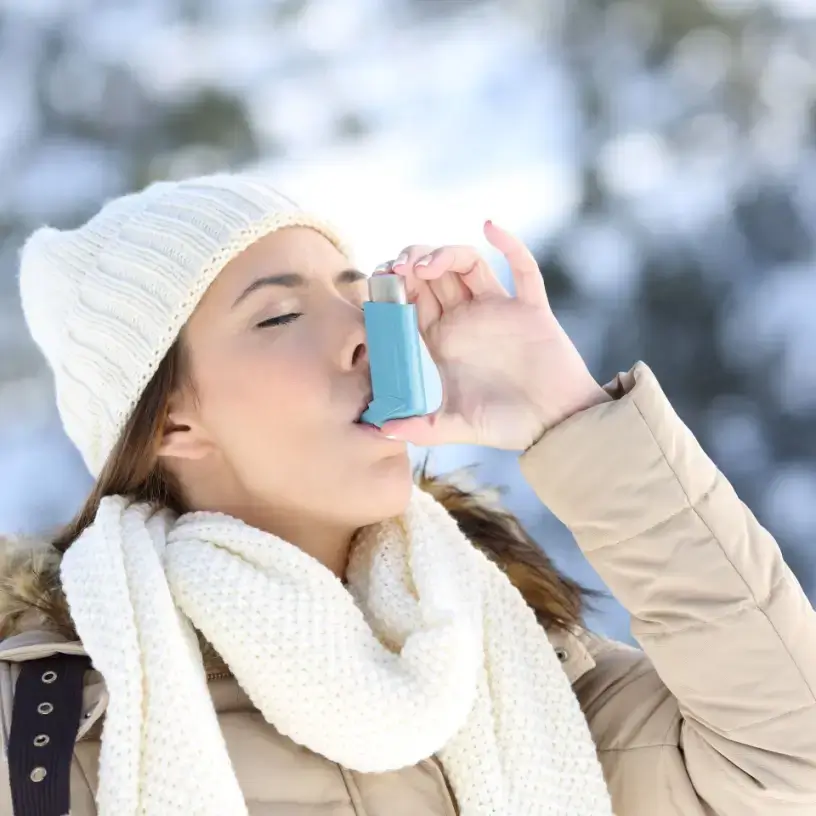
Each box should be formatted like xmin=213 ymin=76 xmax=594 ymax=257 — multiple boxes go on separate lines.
xmin=379 ymin=412 xmax=456 ymax=447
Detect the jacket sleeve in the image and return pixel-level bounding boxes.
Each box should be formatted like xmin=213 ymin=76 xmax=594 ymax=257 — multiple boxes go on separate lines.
xmin=519 ymin=362 xmax=816 ymax=815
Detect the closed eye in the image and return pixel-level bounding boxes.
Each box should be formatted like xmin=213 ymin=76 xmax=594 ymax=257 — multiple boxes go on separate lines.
xmin=255 ymin=313 xmax=303 ymax=329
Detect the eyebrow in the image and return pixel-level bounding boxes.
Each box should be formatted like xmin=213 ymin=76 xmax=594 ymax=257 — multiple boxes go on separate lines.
xmin=232 ymin=268 xmax=366 ymax=308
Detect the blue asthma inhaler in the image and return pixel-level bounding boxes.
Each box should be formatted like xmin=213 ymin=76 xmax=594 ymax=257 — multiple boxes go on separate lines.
xmin=359 ymin=273 xmax=428 ymax=427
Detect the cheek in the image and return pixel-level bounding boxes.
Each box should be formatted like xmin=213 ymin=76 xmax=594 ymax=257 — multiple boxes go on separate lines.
xmin=195 ymin=344 xmax=328 ymax=449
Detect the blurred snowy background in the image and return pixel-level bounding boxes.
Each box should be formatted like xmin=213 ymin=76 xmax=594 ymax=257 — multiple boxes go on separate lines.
xmin=1 ymin=0 xmax=815 ymax=641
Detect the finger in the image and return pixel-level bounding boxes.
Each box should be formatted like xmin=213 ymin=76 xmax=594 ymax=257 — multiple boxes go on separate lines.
xmin=414 ymin=246 xmax=508 ymax=300
xmin=373 ymin=250 xmax=442 ymax=330
xmin=483 ymin=221 xmax=548 ymax=308
xmin=411 ymin=277 xmax=443 ymax=333
xmin=391 ymin=245 xmax=434 ymax=271
xmin=380 ymin=411 xmax=469 ymax=447
xmin=394 ymin=245 xmax=471 ymax=313
xmin=428 ymin=270 xmax=471 ymax=311
xmin=387 ymin=245 xmax=443 ymax=318
xmin=390 ymin=244 xmax=433 ymax=301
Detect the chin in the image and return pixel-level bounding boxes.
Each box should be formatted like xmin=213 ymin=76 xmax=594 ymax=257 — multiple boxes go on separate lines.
xmin=352 ymin=453 xmax=414 ymax=525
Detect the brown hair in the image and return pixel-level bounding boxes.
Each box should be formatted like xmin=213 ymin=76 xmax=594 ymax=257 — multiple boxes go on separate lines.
xmin=52 ymin=339 xmax=190 ymax=553
xmin=416 ymin=469 xmax=600 ymax=630
xmin=51 ymin=342 xmax=597 ymax=630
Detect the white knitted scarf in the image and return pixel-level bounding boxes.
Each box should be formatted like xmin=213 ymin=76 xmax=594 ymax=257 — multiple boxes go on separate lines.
xmin=60 ymin=487 xmax=613 ymax=816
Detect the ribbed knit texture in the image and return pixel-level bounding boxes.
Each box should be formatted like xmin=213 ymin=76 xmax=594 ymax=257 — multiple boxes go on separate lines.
xmin=18 ymin=173 xmax=350 ymax=477
xmin=60 ymin=487 xmax=614 ymax=816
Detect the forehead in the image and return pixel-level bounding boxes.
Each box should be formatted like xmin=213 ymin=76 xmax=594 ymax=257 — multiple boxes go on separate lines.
xmin=201 ymin=226 xmax=351 ymax=305
xmin=223 ymin=226 xmax=348 ymax=282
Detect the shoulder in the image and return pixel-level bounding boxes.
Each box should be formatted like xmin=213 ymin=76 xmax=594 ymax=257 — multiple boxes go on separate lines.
xmin=0 ymin=534 xmax=76 ymax=643
xmin=0 ymin=633 xmax=102 ymax=816
xmin=0 ymin=532 xmax=86 ymax=745
xmin=0 ymin=536 xmax=103 ymax=810
xmin=0 ymin=634 xmax=104 ymax=752
xmin=562 ymin=628 xmax=681 ymax=751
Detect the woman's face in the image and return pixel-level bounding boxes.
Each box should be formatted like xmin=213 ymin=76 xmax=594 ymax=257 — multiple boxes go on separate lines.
xmin=162 ymin=226 xmax=413 ymax=540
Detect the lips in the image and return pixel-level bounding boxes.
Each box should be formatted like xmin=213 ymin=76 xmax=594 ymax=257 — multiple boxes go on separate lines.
xmin=353 ymin=394 xmax=372 ymax=423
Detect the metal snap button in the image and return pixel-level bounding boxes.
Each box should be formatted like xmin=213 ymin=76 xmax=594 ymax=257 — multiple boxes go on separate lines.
xmin=555 ymin=647 xmax=569 ymax=662
xmin=29 ymin=766 xmax=47 ymax=783
xmin=37 ymin=702 xmax=54 ymax=715
xmin=33 ymin=734 xmax=50 ymax=747
xmin=41 ymin=670 xmax=57 ymax=684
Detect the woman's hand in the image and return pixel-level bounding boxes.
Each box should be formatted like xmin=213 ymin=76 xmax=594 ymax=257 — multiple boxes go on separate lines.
xmin=376 ymin=221 xmax=610 ymax=450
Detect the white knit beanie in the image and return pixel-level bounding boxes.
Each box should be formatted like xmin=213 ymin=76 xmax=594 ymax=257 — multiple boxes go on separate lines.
xmin=19 ymin=172 xmax=351 ymax=477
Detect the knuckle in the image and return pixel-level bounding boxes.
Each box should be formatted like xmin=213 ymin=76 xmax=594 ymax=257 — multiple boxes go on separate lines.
xmin=400 ymin=244 xmax=434 ymax=259
xmin=457 ymin=244 xmax=480 ymax=258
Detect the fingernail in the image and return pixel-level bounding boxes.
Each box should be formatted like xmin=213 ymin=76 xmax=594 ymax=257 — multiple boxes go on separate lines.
xmin=393 ymin=252 xmax=409 ymax=267
xmin=373 ymin=261 xmax=393 ymax=274
xmin=414 ymin=254 xmax=432 ymax=268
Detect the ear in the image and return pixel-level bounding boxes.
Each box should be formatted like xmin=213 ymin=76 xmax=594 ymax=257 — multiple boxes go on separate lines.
xmin=156 ymin=392 xmax=216 ymax=462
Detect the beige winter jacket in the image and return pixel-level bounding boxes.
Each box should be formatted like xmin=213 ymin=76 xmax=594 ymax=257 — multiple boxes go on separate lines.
xmin=0 ymin=362 xmax=814 ymax=815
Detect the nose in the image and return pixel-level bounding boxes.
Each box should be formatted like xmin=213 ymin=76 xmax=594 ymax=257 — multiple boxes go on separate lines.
xmin=337 ymin=304 xmax=368 ymax=372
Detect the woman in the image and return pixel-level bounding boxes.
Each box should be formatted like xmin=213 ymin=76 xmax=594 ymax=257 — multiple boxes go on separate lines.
xmin=0 ymin=172 xmax=813 ymax=816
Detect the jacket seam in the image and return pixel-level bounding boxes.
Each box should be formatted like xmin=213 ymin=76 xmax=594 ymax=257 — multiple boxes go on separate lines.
xmin=72 ymin=745 xmax=98 ymax=815
xmin=597 ymin=711 xmax=680 ymax=754
xmin=632 ymin=578 xmax=786 ymax=639
xmin=694 ymin=699 xmax=816 ymax=735
xmin=429 ymin=757 xmax=461 ymax=816
xmin=626 ymin=396 xmax=816 ymax=702
xmin=337 ymin=765 xmax=368 ymax=816
xmin=597 ymin=743 xmax=676 ymax=753
xmin=587 ymin=500 xmax=699 ymax=554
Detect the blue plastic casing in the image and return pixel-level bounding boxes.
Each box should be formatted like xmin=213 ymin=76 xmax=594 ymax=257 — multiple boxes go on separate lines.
xmin=360 ymin=300 xmax=428 ymax=427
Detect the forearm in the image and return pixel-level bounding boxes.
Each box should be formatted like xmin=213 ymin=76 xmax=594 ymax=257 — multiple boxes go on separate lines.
xmin=520 ymin=362 xmax=816 ymax=754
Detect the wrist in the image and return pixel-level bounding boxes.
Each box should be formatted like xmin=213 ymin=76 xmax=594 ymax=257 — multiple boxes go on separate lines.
xmin=533 ymin=377 xmax=612 ymax=438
